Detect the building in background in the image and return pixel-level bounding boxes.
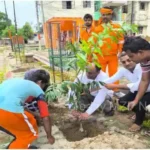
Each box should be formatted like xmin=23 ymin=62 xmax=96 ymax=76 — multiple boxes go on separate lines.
xmin=42 ymin=1 xmax=95 ymax=20
xmin=127 ymin=1 xmax=150 ymax=36
xmin=40 ymin=0 xmax=129 ymax=46
xmin=101 ymin=0 xmax=127 ymax=24
xmin=41 ymin=0 xmax=127 ymax=24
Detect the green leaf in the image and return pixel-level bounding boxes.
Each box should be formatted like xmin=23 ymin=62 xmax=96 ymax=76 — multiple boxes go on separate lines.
xmin=98 ymin=40 xmax=103 ymax=47
xmin=76 ymin=53 xmax=86 ymax=62
xmin=91 ymin=32 xmax=99 ymax=38
xmin=94 ymin=61 xmax=101 ymax=68
xmin=110 ymin=36 xmax=118 ymax=43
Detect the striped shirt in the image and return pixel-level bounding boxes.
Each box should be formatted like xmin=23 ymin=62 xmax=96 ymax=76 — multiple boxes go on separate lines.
xmin=141 ymin=61 xmax=150 ymax=73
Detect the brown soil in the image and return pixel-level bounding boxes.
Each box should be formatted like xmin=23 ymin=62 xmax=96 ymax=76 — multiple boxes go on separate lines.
xmin=59 ymin=120 xmax=106 ymax=141
xmin=49 ymin=104 xmax=107 ymax=141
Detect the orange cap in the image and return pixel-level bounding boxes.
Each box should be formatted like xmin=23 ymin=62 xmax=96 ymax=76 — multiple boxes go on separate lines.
xmin=100 ymin=8 xmax=113 ymax=14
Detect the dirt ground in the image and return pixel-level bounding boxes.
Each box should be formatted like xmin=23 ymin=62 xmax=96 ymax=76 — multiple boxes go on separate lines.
xmin=2 ymin=102 xmax=150 ymax=149
xmin=0 ymin=49 xmax=150 ymax=149
xmin=37 ymin=102 xmax=150 ymax=149
xmin=1 ymin=102 xmax=150 ymax=149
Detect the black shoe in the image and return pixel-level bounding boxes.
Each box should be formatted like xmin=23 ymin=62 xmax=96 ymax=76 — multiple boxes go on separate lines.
xmin=28 ymin=145 xmax=38 ymax=149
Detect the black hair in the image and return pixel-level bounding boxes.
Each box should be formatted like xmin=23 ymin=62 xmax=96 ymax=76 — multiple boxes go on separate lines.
xmin=95 ymin=65 xmax=101 ymax=72
xmin=27 ymin=69 xmax=50 ymax=84
xmin=119 ymin=51 xmax=127 ymax=58
xmin=83 ymin=14 xmax=93 ymax=21
xmin=123 ymin=36 xmax=150 ymax=53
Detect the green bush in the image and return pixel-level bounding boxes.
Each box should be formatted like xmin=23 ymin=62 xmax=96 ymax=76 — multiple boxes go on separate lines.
xmin=117 ymin=105 xmax=128 ymax=112
xmin=143 ymin=120 xmax=150 ymax=128
xmin=45 ymin=83 xmax=61 ymax=103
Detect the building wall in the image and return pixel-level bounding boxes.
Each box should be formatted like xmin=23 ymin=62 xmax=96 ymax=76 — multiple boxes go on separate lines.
xmin=42 ymin=1 xmax=94 ymax=21
xmin=127 ymin=1 xmax=150 ymax=36
xmin=146 ymin=2 xmax=150 ymax=36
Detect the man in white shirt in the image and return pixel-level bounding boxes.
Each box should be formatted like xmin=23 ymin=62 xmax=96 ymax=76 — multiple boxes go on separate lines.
xmin=104 ymin=52 xmax=142 ymax=92
xmin=105 ymin=51 xmax=150 ymax=132
xmin=70 ymin=63 xmax=114 ymax=120
xmin=105 ymin=52 xmax=150 ymax=93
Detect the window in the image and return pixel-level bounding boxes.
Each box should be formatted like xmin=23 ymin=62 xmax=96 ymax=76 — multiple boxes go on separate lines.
xmin=122 ymin=5 xmax=128 ymax=13
xmin=62 ymin=1 xmax=74 ymax=9
xmin=140 ymin=2 xmax=145 ymax=10
xmin=94 ymin=1 xmax=99 ymax=11
xmin=138 ymin=26 xmax=143 ymax=34
xmin=83 ymin=1 xmax=91 ymax=8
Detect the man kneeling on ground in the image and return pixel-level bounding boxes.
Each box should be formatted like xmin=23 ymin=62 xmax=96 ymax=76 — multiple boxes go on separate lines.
xmin=68 ymin=63 xmax=114 ymax=120
xmin=105 ymin=37 xmax=150 ymax=132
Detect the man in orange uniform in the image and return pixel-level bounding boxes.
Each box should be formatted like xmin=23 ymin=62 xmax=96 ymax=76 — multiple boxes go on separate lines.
xmin=95 ymin=7 xmax=124 ymax=81
xmin=80 ymin=14 xmax=95 ymax=42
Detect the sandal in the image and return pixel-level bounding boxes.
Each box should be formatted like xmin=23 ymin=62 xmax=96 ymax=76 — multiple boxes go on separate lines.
xmin=129 ymin=123 xmax=141 ymax=132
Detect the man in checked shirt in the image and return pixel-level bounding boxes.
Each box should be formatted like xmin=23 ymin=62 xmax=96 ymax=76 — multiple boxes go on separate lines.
xmin=122 ymin=36 xmax=150 ymax=132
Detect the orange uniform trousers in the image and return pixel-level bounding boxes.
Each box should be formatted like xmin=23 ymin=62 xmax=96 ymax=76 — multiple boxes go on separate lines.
xmin=98 ymin=55 xmax=119 ymax=84
xmin=0 ymin=109 xmax=38 ymax=149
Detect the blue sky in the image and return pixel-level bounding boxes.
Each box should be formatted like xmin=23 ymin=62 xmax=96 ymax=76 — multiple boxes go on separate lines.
xmin=0 ymin=0 xmax=37 ymax=30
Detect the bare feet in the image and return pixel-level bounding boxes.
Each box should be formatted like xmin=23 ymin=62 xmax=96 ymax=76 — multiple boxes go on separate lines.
xmin=129 ymin=123 xmax=141 ymax=132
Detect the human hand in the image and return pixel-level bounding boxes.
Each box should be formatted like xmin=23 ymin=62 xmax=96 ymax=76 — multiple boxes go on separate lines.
xmin=71 ymin=110 xmax=81 ymax=117
xmin=128 ymin=100 xmax=138 ymax=110
xmin=78 ymin=112 xmax=90 ymax=120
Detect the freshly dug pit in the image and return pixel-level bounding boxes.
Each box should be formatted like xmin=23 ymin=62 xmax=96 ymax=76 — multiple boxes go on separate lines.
xmin=49 ymin=105 xmax=107 ymax=141
xmin=58 ymin=120 xmax=106 ymax=142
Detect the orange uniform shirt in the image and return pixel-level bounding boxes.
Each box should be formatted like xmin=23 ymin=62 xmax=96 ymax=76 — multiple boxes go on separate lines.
xmin=95 ymin=23 xmax=124 ymax=56
xmin=80 ymin=26 xmax=95 ymax=42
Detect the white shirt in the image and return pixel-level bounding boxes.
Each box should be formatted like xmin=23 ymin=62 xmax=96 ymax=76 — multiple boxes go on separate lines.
xmin=104 ymin=64 xmax=142 ymax=84
xmin=75 ymin=71 xmax=110 ymax=96
xmin=68 ymin=71 xmax=113 ymax=115
xmin=104 ymin=64 xmax=142 ymax=93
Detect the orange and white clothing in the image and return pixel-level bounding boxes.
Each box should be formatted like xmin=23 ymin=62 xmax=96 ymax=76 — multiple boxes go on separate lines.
xmin=0 ymin=78 xmax=49 ymax=149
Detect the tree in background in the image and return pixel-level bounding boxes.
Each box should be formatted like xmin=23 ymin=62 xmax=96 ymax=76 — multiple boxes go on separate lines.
xmin=0 ymin=11 xmax=11 ymax=38
xmin=21 ymin=22 xmax=34 ymax=42
xmin=2 ymin=25 xmax=23 ymax=37
xmin=2 ymin=22 xmax=34 ymax=44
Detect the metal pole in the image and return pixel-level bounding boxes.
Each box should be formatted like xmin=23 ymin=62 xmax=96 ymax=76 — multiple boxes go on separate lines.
xmin=131 ymin=1 xmax=134 ymax=24
xmin=41 ymin=1 xmax=45 ymax=24
xmin=13 ymin=0 xmax=21 ymax=62
xmin=4 ymin=0 xmax=13 ymax=51
xmin=13 ymin=1 xmax=17 ymax=33
xmin=35 ymin=1 xmax=41 ymax=51
xmin=49 ymin=23 xmax=56 ymax=83
xmin=4 ymin=0 xmax=8 ymax=19
xmin=74 ymin=21 xmax=78 ymax=75
xmin=57 ymin=23 xmax=64 ymax=82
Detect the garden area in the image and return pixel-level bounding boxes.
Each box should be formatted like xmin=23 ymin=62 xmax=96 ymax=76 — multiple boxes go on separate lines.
xmin=1 ymin=22 xmax=150 ymax=149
